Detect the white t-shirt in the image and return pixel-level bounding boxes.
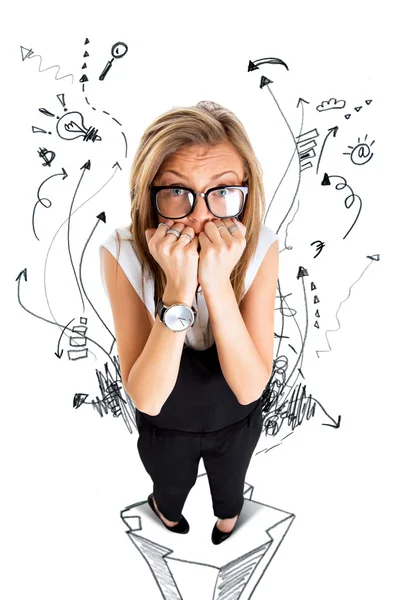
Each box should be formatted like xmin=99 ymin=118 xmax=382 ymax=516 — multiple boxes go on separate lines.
xmin=99 ymin=223 xmax=279 ymax=351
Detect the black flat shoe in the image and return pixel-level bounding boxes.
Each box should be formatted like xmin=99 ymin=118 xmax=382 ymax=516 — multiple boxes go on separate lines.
xmin=211 ymin=515 xmax=240 ymax=545
xmin=147 ymin=494 xmax=189 ymax=534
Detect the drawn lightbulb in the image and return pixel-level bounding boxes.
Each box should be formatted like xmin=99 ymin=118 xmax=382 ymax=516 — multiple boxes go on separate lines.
xmin=56 ymin=111 xmax=102 ymax=142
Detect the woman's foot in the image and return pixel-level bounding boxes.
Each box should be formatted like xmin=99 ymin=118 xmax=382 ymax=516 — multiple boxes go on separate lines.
xmin=152 ymin=495 xmax=179 ymax=528
xmin=216 ymin=514 xmax=239 ymax=533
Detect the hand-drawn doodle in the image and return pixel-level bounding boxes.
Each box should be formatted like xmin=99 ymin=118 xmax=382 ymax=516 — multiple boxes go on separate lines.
xmin=99 ymin=41 xmax=128 ymax=80
xmin=310 ymin=240 xmax=325 ymax=258
xmin=16 ymin=43 xmax=378 ymax=599
xmin=316 ymin=125 xmax=338 ymax=174
xmin=296 ymin=128 xmax=320 ymax=172
xmin=37 ymin=147 xmax=56 ymax=166
xmin=321 ymin=172 xmax=362 ymax=238
xmin=315 ymin=254 xmax=379 ymax=357
xmin=56 ymin=110 xmax=102 ymax=142
xmin=344 ymin=99 xmax=372 ymax=119
xmin=80 ymin=38 xmax=91 ymax=86
xmin=32 ymin=167 xmax=68 ymax=240
xmin=122 ymin=475 xmax=295 ymax=600
xmin=34 ymin=105 xmax=102 ymax=143
xmin=316 ymin=97 xmax=373 ymax=119
xmin=343 ymin=134 xmax=374 ymax=165
xmin=30 ymin=38 xmax=129 ymax=238
xmin=81 ymin=39 xmax=129 ymax=154
xmin=20 ymin=45 xmax=74 ymax=83
xmin=317 ymin=97 xmax=346 ymax=111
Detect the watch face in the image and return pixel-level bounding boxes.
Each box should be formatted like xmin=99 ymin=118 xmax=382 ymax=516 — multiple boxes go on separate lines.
xmin=164 ymin=304 xmax=193 ymax=331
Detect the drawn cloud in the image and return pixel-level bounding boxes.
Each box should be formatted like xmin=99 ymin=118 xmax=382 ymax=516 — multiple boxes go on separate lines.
xmin=317 ymin=98 xmax=346 ymax=111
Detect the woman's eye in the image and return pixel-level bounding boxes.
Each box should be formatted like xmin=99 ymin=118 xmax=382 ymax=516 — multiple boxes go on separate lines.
xmin=170 ymin=188 xmax=183 ymax=196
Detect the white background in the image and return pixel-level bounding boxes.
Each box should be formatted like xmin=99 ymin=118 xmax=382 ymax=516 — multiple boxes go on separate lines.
xmin=2 ymin=1 xmax=399 ymax=599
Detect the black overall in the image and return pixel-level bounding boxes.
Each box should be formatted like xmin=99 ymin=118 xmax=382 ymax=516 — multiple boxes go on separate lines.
xmin=135 ymin=341 xmax=263 ymax=522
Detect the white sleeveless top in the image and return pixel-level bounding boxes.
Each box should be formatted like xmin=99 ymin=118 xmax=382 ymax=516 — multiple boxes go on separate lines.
xmin=99 ymin=223 xmax=279 ymax=351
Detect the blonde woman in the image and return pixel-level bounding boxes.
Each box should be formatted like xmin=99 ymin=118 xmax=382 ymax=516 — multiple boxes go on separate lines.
xmin=100 ymin=101 xmax=279 ymax=545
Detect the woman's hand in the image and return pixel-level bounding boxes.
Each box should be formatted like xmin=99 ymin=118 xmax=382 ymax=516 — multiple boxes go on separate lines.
xmin=145 ymin=219 xmax=199 ymax=296
xmin=197 ymin=217 xmax=247 ymax=291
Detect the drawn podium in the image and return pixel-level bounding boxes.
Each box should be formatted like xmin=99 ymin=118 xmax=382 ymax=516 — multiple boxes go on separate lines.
xmin=121 ymin=473 xmax=295 ymax=599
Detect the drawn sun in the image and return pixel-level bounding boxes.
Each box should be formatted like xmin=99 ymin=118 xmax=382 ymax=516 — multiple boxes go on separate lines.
xmin=343 ymin=134 xmax=374 ymax=166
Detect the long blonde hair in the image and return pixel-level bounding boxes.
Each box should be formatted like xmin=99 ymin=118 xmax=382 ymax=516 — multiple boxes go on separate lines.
xmin=115 ymin=100 xmax=266 ymax=320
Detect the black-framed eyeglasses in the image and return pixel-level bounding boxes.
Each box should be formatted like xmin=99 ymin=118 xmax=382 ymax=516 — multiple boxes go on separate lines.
xmin=149 ymin=185 xmax=248 ymax=220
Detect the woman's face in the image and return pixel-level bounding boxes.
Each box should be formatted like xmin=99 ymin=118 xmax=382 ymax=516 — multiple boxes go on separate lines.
xmin=152 ymin=141 xmax=246 ymax=235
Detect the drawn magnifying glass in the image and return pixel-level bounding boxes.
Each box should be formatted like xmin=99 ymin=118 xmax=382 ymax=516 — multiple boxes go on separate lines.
xmin=99 ymin=42 xmax=128 ymax=81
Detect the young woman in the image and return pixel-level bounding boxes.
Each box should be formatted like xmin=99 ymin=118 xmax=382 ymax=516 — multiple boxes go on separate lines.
xmin=100 ymin=100 xmax=279 ymax=545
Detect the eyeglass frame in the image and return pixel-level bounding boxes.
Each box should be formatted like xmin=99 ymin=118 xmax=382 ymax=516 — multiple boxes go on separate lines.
xmin=149 ymin=184 xmax=249 ymax=220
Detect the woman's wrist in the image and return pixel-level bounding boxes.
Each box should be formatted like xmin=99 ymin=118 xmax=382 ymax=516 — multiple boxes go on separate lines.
xmin=162 ymin=283 xmax=194 ymax=306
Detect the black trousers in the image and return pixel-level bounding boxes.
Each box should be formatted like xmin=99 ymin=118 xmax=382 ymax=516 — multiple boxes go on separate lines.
xmin=136 ymin=401 xmax=263 ymax=522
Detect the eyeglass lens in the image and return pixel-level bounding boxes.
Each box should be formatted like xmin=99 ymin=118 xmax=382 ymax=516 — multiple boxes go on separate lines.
xmin=156 ymin=187 xmax=244 ymax=219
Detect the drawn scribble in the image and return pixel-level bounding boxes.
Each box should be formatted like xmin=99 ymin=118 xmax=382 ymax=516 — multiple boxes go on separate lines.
xmin=20 ymin=45 xmax=74 ymax=83
xmin=15 ymin=256 xmax=138 ymax=435
xmin=77 ymin=355 xmax=137 ymax=433
xmin=311 ymin=240 xmax=325 ymax=258
xmin=37 ymin=147 xmax=56 ymax=166
xmin=259 ymin=375 xmax=341 ymax=450
xmin=253 ymin=271 xmax=341 ymax=455
xmin=321 ymin=172 xmax=362 ymax=239
xmin=32 ymin=168 xmax=68 ymax=240
xmin=316 ymin=256 xmax=379 ymax=357
xmin=343 ymin=134 xmax=375 ymax=165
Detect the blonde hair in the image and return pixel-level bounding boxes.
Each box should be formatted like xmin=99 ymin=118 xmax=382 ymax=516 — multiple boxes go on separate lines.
xmin=115 ymin=100 xmax=266 ymax=325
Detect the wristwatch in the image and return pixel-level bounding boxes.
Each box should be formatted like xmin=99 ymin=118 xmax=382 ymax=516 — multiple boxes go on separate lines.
xmin=156 ymin=297 xmax=197 ymax=332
